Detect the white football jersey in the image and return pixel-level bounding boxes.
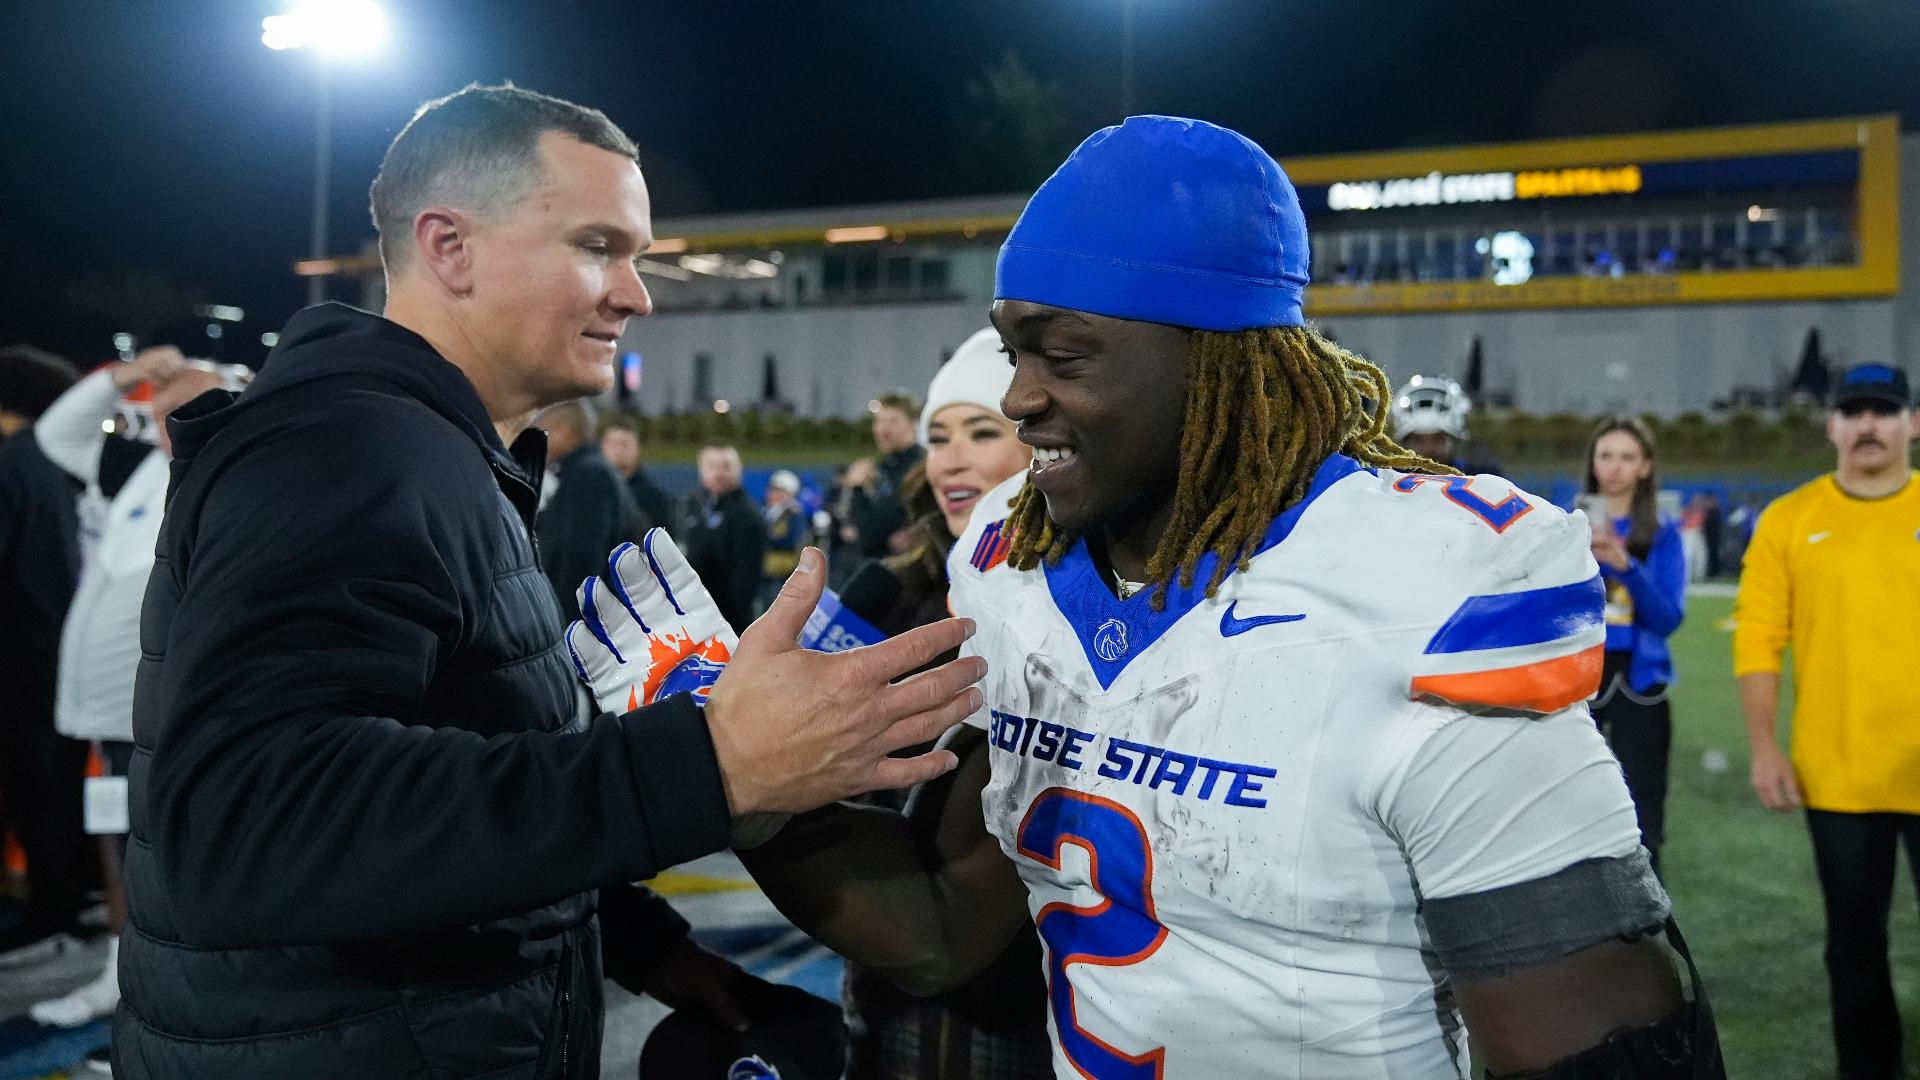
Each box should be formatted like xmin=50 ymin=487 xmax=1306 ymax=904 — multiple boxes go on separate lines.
xmin=947 ymin=454 xmax=1641 ymax=1080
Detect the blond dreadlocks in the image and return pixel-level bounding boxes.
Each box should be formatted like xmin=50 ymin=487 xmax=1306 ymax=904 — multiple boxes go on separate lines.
xmin=1003 ymin=324 xmax=1455 ymax=608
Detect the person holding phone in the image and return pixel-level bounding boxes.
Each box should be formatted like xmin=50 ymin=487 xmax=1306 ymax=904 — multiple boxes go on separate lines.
xmin=1580 ymin=416 xmax=1687 ymax=874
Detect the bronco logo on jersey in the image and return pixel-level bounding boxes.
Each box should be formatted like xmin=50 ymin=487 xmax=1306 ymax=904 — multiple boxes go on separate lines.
xmin=728 ymin=1056 xmax=780 ymax=1080
xmin=970 ymin=519 xmax=1011 ymax=572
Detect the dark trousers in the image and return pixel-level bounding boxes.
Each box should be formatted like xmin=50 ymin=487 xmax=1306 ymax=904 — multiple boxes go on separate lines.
xmin=1592 ymin=652 xmax=1671 ymax=872
xmin=0 ymin=686 xmax=90 ymax=933
xmin=1806 ymin=809 xmax=1920 ymax=1080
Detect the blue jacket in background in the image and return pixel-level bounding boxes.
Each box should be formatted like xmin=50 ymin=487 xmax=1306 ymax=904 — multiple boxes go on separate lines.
xmin=1601 ymin=514 xmax=1687 ymax=691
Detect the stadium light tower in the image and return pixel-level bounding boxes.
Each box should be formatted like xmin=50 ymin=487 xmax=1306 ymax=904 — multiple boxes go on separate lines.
xmin=262 ymin=1 xmax=390 ymax=305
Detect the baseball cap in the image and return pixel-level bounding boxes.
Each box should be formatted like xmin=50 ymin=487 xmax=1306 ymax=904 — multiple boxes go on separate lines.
xmin=1832 ymin=363 xmax=1911 ymax=410
xmin=995 ymin=115 xmax=1310 ymax=332
xmin=638 ymin=977 xmax=845 ymax=1080
xmin=768 ymin=470 xmax=801 ymax=495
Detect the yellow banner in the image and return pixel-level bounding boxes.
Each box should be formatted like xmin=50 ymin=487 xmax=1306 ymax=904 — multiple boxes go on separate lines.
xmin=1307 ymin=263 xmax=1897 ymax=316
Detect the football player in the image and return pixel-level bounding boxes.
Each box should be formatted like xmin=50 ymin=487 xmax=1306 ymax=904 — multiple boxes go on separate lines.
xmin=1392 ymin=374 xmax=1505 ymax=475
xmin=571 ymin=116 xmax=1721 ymax=1079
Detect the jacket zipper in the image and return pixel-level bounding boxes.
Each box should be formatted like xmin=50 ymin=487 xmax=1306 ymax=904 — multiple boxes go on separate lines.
xmin=538 ymin=936 xmax=574 ymax=1080
xmin=558 ymin=986 xmax=570 ymax=1078
xmin=556 ymin=939 xmax=573 ymax=1079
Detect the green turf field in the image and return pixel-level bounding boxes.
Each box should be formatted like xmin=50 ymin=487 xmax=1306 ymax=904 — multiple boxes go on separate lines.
xmin=1661 ymin=592 xmax=1920 ymax=1078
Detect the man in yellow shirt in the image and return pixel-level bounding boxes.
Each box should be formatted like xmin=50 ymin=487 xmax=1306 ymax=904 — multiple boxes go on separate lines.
xmin=1734 ymin=362 xmax=1920 ymax=1080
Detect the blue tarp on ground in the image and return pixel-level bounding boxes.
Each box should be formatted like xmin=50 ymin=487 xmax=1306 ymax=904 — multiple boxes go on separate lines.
xmin=0 ymin=1015 xmax=108 ymax=1080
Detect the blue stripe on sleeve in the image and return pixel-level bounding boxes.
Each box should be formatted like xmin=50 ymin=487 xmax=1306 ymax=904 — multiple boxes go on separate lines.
xmin=1423 ymin=574 xmax=1605 ymax=656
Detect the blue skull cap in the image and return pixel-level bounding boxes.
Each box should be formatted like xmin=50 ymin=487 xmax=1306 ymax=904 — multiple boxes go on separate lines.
xmin=995 ymin=115 xmax=1310 ymax=332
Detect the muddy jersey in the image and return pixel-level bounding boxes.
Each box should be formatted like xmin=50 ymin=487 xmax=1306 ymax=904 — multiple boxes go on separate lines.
xmin=948 ymin=454 xmax=1640 ymax=1079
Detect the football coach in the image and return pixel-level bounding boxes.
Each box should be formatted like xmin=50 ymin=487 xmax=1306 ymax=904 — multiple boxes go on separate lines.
xmin=113 ymin=83 xmax=984 ymax=1078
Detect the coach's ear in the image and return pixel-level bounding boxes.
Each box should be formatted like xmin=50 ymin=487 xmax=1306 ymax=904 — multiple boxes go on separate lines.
xmin=411 ymin=206 xmax=479 ymax=297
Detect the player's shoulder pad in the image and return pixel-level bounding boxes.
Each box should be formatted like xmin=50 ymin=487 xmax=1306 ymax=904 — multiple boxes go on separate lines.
xmin=1383 ymin=470 xmax=1606 ymax=715
xmin=948 ymin=472 xmax=1028 ymax=584
xmin=1357 ymin=469 xmax=1578 ymax=575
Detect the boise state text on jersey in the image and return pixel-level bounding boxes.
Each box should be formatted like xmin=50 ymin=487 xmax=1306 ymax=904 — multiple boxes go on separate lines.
xmin=986 ymin=708 xmax=1278 ymax=808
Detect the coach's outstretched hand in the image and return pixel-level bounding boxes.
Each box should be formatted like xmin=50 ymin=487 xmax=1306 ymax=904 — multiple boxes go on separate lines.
xmin=707 ymin=547 xmax=985 ymax=816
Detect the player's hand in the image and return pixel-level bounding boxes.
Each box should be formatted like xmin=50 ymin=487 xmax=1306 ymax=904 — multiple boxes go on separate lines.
xmin=641 ymin=940 xmax=751 ymax=1033
xmin=567 ymin=533 xmax=793 ymax=848
xmin=1750 ymin=745 xmax=1804 ymax=812
xmin=565 ymin=529 xmax=736 ymax=716
xmin=111 ymin=346 xmax=187 ymax=392
xmin=704 ymin=546 xmax=985 ymax=816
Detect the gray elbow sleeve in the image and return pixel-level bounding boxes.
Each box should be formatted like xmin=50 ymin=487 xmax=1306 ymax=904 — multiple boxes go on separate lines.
xmin=1423 ymin=847 xmax=1671 ymax=980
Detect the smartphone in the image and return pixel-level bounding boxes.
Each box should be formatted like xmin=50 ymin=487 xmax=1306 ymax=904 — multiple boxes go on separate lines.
xmin=1575 ymin=493 xmax=1612 ymax=539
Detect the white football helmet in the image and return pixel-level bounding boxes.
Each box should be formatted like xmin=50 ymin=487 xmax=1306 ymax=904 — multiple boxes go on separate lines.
xmin=1391 ymin=375 xmax=1472 ymax=440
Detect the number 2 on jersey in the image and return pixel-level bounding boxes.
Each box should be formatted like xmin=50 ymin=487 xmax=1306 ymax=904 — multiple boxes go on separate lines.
xmin=1391 ymin=474 xmax=1533 ymax=532
xmin=1016 ymin=788 xmax=1168 ymax=1080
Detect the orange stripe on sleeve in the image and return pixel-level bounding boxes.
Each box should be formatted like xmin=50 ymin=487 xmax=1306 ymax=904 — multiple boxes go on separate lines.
xmin=1409 ymin=644 xmax=1604 ymax=714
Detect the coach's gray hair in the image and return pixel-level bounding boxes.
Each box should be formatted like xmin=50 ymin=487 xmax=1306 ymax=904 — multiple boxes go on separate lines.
xmin=369 ymin=82 xmax=639 ymax=271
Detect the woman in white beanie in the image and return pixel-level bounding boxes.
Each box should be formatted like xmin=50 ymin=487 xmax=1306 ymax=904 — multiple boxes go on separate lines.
xmin=920 ymin=328 xmax=1035 ymax=544
xmin=841 ymin=326 xmax=1052 ymax=1080
xmin=840 ymin=327 xmax=1038 ymax=634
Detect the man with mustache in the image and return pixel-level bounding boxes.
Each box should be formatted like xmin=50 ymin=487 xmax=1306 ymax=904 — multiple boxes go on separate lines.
xmin=1735 ymin=362 xmax=1920 ymax=1080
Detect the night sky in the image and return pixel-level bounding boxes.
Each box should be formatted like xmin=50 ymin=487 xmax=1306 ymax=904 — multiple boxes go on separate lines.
xmin=5 ymin=0 xmax=1919 ymax=364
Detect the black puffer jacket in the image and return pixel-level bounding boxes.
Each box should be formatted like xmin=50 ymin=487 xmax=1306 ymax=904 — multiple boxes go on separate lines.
xmin=537 ymin=443 xmax=641 ymax=613
xmin=116 ymin=305 xmax=732 ymax=1079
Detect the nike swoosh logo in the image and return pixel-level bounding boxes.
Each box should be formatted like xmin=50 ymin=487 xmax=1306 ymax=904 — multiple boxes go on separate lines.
xmin=1807 ymin=532 xmax=1832 ymax=544
xmin=1220 ymin=601 xmax=1307 ymax=637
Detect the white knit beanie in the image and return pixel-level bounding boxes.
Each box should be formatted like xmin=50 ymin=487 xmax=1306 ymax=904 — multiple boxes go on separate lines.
xmin=917 ymin=327 xmax=1015 ymax=446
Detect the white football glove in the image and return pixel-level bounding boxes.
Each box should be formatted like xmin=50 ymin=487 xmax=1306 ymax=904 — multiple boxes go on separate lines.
xmin=566 ymin=529 xmax=736 ymax=715
xmin=564 ymin=529 xmax=788 ymax=849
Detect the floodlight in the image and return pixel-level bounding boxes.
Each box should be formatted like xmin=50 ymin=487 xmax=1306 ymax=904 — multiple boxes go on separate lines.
xmin=262 ymin=0 xmax=388 ymax=56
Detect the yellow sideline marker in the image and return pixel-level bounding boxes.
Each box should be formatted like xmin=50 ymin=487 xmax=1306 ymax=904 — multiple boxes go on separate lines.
xmin=645 ymin=870 xmax=761 ymax=896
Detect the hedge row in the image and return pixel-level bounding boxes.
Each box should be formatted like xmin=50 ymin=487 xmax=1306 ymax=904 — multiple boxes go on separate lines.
xmin=622 ymin=411 xmax=876 ymax=451
xmin=1468 ymin=409 xmax=1838 ymax=464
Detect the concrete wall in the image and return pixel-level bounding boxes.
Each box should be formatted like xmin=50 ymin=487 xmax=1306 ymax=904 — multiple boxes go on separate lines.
xmin=617 ymin=301 xmax=996 ymax=416
xmin=1325 ymin=297 xmax=1895 ymax=416
xmin=1892 ymin=135 xmax=1920 ymax=365
xmin=622 ymin=290 xmax=1901 ymax=420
